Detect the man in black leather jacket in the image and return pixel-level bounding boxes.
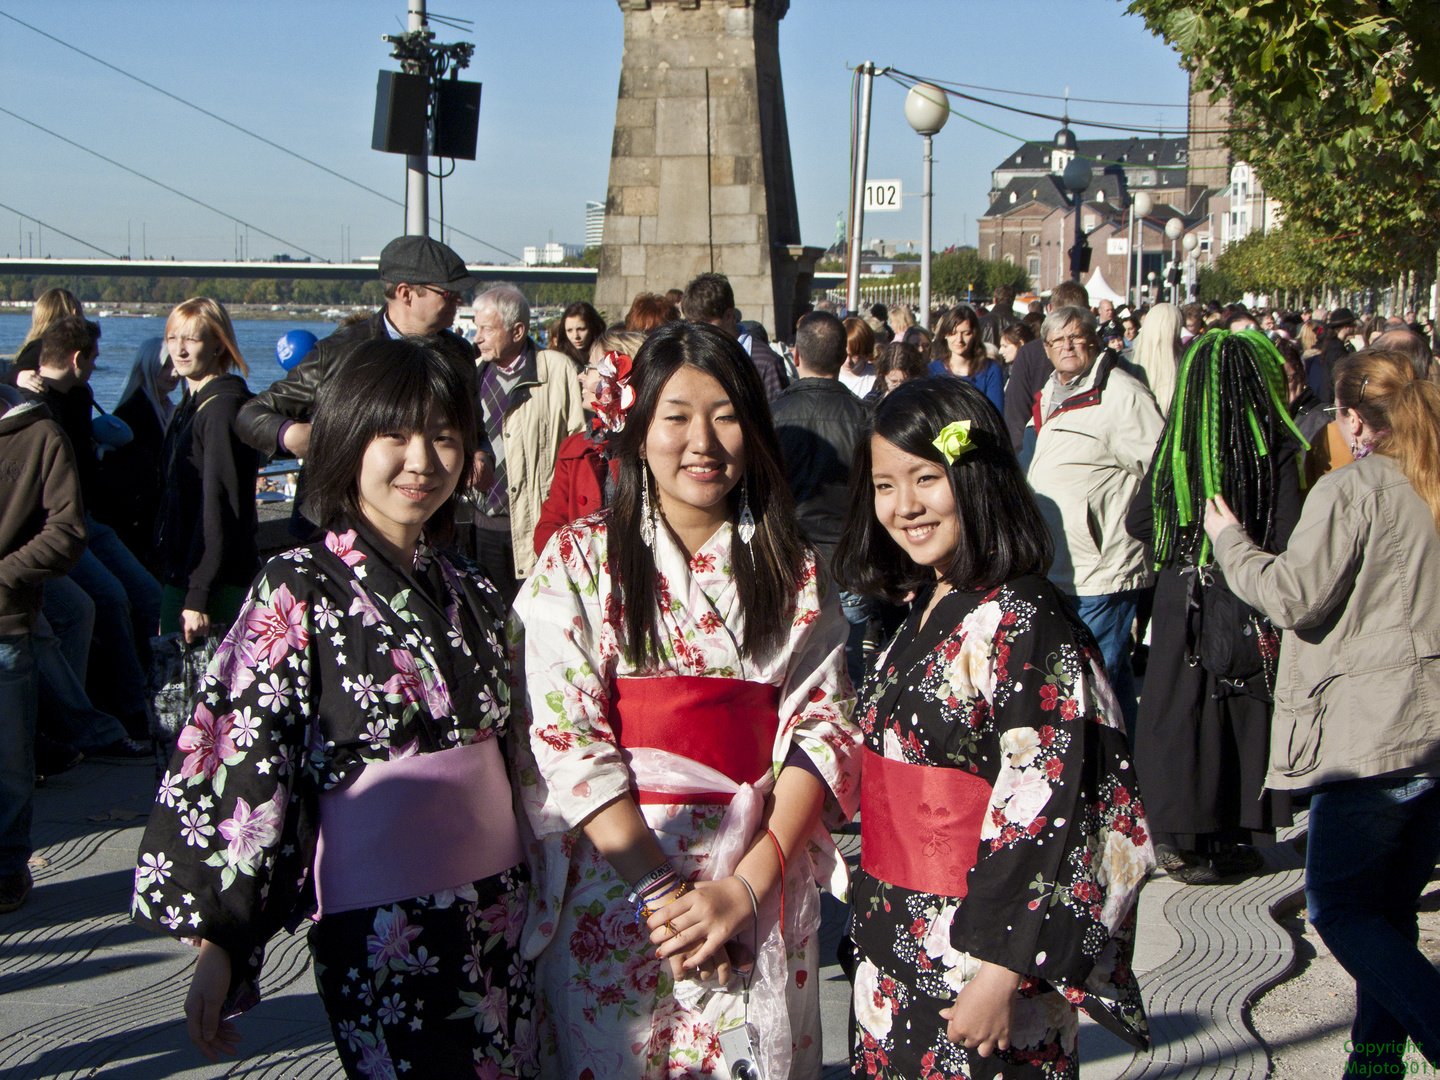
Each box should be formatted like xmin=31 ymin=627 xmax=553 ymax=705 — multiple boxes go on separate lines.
xmin=236 ymin=235 xmax=490 ymax=468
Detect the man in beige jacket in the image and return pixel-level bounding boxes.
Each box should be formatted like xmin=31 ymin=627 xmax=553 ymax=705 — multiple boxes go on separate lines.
xmin=1025 ymin=305 xmax=1164 ymax=731
xmin=472 ymin=285 xmax=585 ymax=601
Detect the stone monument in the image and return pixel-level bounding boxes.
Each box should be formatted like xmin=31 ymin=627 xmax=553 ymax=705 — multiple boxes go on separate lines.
xmin=594 ymin=0 xmax=821 ymax=340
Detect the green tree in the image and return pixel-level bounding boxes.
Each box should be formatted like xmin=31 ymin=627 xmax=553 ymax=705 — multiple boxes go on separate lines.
xmin=1125 ymin=0 xmax=1440 ymax=271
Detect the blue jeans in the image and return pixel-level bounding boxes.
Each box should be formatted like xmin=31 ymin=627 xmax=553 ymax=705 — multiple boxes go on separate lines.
xmin=33 ymin=614 xmax=128 ymax=751
xmin=0 ymin=634 xmax=37 ymax=875
xmin=42 ymin=575 xmax=95 ymax=683
xmin=839 ymin=590 xmax=870 ymax=690
xmin=1307 ymin=775 xmax=1440 ymax=1071
xmin=1067 ymin=590 xmax=1140 ymax=741
xmin=68 ymin=518 xmax=160 ymax=718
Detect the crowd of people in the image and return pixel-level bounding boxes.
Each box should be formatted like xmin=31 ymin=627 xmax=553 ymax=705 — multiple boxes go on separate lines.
xmin=1 ymin=231 xmax=1438 ymax=1080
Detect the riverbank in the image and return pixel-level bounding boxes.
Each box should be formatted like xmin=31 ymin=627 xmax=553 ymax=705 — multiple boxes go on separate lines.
xmin=0 ymin=300 xmax=363 ymax=322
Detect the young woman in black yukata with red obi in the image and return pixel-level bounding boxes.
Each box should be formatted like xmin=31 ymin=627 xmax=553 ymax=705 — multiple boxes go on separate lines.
xmin=132 ymin=338 xmax=537 ymax=1079
xmin=833 ymin=378 xmax=1154 ymax=1080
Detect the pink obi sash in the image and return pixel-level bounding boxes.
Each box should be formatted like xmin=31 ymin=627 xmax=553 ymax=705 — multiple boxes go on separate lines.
xmin=314 ymin=738 xmax=522 ymax=915
xmin=860 ymin=747 xmax=994 ymax=898
xmin=611 ymin=676 xmax=780 ymax=804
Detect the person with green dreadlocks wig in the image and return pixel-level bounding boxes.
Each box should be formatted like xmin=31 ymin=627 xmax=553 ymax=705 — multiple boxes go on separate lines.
xmin=1125 ymin=328 xmax=1309 ymax=886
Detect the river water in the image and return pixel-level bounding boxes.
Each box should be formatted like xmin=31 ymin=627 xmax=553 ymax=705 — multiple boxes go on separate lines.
xmin=0 ymin=312 xmax=341 ymax=410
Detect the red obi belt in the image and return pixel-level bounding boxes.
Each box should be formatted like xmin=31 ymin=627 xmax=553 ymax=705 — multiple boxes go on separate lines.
xmin=611 ymin=675 xmax=780 ymax=804
xmin=860 ymin=747 xmax=993 ymax=898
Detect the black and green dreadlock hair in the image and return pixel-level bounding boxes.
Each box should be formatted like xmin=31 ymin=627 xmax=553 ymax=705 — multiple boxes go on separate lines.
xmin=1150 ymin=328 xmax=1310 ymax=569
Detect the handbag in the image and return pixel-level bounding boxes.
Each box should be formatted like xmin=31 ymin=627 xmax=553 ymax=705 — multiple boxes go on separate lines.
xmin=147 ymin=632 xmax=222 ymax=774
xmin=1194 ymin=567 xmax=1280 ymax=690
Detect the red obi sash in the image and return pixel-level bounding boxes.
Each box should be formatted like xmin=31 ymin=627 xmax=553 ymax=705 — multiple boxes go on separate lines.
xmin=860 ymin=747 xmax=994 ymax=898
xmin=612 ymin=676 xmax=780 ymax=804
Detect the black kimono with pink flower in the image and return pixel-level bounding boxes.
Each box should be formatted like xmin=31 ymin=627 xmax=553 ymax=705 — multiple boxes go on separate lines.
xmin=132 ymin=523 xmax=538 ymax=1079
xmin=849 ymin=576 xmax=1152 ymax=1080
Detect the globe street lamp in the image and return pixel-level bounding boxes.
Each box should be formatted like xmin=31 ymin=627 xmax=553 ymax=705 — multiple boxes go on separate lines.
xmin=1181 ymin=231 xmax=1199 ymax=302
xmin=1062 ymin=157 xmax=1094 ymax=283
xmin=905 ymin=83 xmax=948 ymax=330
xmin=1164 ymin=217 xmax=1184 ymax=303
xmin=1131 ymin=190 xmax=1153 ymax=306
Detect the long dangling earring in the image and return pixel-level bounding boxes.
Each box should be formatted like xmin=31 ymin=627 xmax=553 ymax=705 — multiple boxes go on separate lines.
xmin=736 ymin=476 xmax=756 ymax=545
xmin=640 ymin=465 xmax=657 ymax=548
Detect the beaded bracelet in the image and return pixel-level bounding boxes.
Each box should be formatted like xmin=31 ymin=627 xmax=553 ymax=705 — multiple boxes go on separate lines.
xmin=635 ymin=879 xmax=691 ymax=927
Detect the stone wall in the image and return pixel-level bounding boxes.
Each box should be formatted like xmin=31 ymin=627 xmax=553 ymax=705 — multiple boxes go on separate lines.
xmin=595 ymin=0 xmax=818 ymax=339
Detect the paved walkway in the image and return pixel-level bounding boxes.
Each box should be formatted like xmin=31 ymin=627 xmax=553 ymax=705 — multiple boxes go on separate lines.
xmin=1 ymin=761 xmax=1307 ymax=1079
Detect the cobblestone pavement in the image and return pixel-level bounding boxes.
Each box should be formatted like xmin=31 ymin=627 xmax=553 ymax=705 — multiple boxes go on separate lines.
xmin=3 ymin=761 xmax=1314 ymax=1079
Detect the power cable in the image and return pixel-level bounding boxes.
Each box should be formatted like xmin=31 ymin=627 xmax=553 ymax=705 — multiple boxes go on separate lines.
xmin=0 ymin=200 xmax=121 ymax=258
xmin=0 ymin=105 xmax=330 ymax=262
xmin=0 ymin=7 xmax=520 ymax=262
xmin=892 ymin=73 xmax=1187 ymax=110
xmin=889 ymin=69 xmax=1237 ymax=136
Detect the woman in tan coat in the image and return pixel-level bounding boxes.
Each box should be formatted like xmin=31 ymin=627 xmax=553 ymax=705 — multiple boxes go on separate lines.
xmin=1205 ymin=350 xmax=1440 ymax=1078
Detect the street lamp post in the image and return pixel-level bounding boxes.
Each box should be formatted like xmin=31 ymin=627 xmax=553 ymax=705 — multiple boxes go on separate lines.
xmin=1062 ymin=157 xmax=1094 ymax=283
xmin=1164 ymin=218 xmax=1184 ymax=303
xmin=1181 ymin=232 xmax=1199 ymax=303
xmin=1131 ymin=191 xmax=1153 ymax=307
xmin=1147 ymin=271 xmax=1157 ymax=304
xmin=905 ymin=83 xmax=949 ymax=331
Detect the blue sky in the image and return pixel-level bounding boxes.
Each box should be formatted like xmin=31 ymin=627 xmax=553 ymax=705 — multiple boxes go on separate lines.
xmin=0 ymin=0 xmax=1190 ymax=265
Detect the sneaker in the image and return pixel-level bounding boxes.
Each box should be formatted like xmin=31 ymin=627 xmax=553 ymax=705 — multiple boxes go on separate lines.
xmin=0 ymin=867 xmax=33 ymax=914
xmin=86 ymin=737 xmax=152 ymax=762
xmin=1169 ymin=861 xmax=1224 ymax=886
xmin=1154 ymin=843 xmax=1190 ymax=873
xmin=1210 ymin=844 xmax=1266 ymax=878
xmin=35 ymin=737 xmax=84 ymax=780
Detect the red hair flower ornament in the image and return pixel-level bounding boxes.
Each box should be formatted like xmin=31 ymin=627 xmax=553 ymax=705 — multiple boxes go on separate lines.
xmin=592 ymin=351 xmax=635 ymax=434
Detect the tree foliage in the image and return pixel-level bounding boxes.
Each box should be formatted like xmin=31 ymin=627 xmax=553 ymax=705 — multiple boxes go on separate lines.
xmin=1126 ymin=0 xmax=1440 ymax=270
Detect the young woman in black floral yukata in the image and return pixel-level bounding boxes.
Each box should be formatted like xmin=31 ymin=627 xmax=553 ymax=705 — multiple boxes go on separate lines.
xmin=833 ymin=378 xmax=1155 ymax=1080
xmin=132 ymin=338 xmax=537 ymax=1079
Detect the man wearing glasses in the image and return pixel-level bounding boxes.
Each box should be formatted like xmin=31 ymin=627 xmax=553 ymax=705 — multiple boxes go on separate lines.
xmin=237 ymin=235 xmax=493 ymax=531
xmin=1025 ymin=304 xmax=1164 ymax=736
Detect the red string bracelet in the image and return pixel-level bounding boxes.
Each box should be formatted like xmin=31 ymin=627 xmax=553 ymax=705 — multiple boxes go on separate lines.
xmin=766 ymin=828 xmax=785 ymax=934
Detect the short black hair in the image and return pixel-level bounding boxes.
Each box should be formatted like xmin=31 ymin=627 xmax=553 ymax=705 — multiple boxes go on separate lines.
xmin=680 ymin=273 xmax=734 ymax=323
xmin=38 ymin=315 xmax=100 ymax=369
xmin=306 ymin=337 xmax=477 ymax=543
xmin=834 ymin=377 xmax=1053 ymax=601
xmin=794 ymin=311 xmax=847 ymax=377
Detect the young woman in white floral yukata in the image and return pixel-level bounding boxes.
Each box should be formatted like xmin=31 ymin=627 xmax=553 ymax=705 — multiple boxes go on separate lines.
xmin=832 ymin=378 xmax=1154 ymax=1080
xmin=512 ymin=320 xmax=863 ymax=1080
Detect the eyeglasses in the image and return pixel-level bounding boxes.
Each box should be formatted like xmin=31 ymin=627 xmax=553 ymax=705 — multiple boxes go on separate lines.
xmin=415 ymin=284 xmax=463 ymax=304
xmin=1045 ymin=334 xmax=1091 ymax=351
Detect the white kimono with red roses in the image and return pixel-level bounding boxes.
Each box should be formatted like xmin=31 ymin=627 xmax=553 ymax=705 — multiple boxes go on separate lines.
xmin=511 ymin=513 xmax=862 ymax=1080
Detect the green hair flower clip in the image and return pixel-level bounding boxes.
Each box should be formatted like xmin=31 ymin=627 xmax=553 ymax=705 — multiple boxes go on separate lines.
xmin=932 ymin=420 xmax=975 ymax=464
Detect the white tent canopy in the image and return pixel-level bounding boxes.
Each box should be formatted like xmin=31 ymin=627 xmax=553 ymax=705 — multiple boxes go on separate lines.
xmin=1082 ymin=267 xmax=1125 ymax=306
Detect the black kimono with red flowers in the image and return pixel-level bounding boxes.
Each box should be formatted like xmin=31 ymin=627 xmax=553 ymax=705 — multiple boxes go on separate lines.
xmin=849 ymin=576 xmax=1152 ymax=1080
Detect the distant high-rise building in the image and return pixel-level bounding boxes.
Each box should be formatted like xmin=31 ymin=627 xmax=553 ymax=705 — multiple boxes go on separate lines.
xmin=524 ymin=242 xmax=585 ymax=267
xmin=585 ymin=201 xmax=605 ymax=249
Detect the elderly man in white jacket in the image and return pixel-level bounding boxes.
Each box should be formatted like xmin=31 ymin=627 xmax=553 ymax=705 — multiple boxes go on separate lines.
xmin=1025 ymin=305 xmax=1164 ymax=733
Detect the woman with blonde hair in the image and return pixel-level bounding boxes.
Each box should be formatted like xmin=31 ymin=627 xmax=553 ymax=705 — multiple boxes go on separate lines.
xmin=1205 ymin=350 xmax=1440 ymax=1076
xmin=12 ymin=288 xmax=83 ymax=372
xmin=156 ymin=298 xmax=258 ymax=642
xmin=1131 ymin=301 xmax=1183 ymax=416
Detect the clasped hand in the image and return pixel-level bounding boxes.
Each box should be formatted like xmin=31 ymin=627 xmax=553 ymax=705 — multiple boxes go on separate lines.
xmin=644 ymin=876 xmax=754 ymax=988
xmin=940 ymin=961 xmax=1021 ymax=1058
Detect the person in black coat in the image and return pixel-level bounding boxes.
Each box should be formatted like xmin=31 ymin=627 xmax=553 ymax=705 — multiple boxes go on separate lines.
xmin=1127 ymin=330 xmax=1301 ymax=884
xmin=95 ymin=338 xmax=177 ymax=572
xmin=156 ymin=300 xmax=259 ymax=643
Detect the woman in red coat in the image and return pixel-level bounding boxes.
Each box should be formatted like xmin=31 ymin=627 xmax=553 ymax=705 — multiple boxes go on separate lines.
xmin=533 ymin=329 xmax=644 ymax=554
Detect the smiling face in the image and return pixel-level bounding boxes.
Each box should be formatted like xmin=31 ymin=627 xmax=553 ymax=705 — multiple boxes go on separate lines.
xmin=870 ymin=433 xmax=960 ymax=576
xmin=355 ymin=415 xmax=466 ymax=555
xmin=641 ymin=365 xmax=745 ymax=529
xmin=945 ymin=320 xmax=975 ymax=361
xmin=165 ymin=318 xmax=221 ymax=382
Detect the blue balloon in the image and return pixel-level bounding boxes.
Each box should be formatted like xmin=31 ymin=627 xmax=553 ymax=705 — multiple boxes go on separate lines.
xmin=276 ymin=330 xmax=319 ymax=370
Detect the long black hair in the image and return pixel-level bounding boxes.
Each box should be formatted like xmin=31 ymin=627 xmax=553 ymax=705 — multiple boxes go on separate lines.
xmin=306 ymin=337 xmax=478 ymax=543
xmin=834 ymin=377 xmax=1052 ymax=602
xmin=607 ymin=321 xmax=805 ymax=665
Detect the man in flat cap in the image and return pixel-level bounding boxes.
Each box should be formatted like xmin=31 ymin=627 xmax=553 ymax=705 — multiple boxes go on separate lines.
xmin=237 ymin=236 xmax=493 ymax=525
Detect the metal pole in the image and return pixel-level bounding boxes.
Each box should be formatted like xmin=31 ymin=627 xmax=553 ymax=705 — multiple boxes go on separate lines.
xmin=846 ymin=62 xmax=875 ymax=315
xmin=405 ymin=0 xmax=429 ymax=237
xmin=1070 ymin=193 xmax=1083 ymax=282
xmin=1125 ymin=209 xmax=1133 ymax=305
xmin=1135 ymin=219 xmax=1143 ymax=304
xmin=920 ymin=133 xmax=933 ymax=331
